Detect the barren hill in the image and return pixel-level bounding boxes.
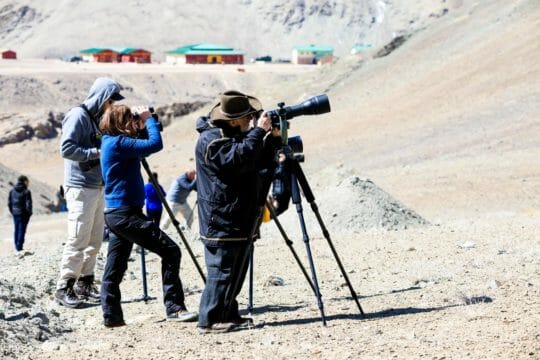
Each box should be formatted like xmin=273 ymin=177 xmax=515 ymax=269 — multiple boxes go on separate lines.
xmin=0 ymin=0 xmax=539 ymax=359
xmin=1 ymin=0 xmax=456 ymax=59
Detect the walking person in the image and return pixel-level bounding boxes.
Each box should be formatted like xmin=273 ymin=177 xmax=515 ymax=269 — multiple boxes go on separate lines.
xmin=195 ymin=90 xmax=280 ymax=333
xmin=144 ymin=172 xmax=165 ymax=227
xmin=99 ymin=104 xmax=197 ymax=327
xmin=161 ymin=169 xmax=197 ymax=230
xmin=8 ymin=175 xmax=32 ymax=255
xmin=55 ymin=77 xmax=124 ymax=308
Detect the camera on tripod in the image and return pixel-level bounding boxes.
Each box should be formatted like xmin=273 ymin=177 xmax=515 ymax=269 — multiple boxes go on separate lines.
xmin=266 ymin=94 xmax=331 ymax=128
xmin=266 ymin=94 xmax=330 ymax=163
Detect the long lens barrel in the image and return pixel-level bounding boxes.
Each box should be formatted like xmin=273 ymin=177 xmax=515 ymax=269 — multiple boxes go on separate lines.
xmin=284 ymin=94 xmax=331 ymax=119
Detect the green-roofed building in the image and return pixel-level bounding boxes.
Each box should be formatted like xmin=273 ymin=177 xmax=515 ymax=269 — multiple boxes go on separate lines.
xmin=165 ymin=43 xmax=244 ymax=64
xmin=292 ymin=45 xmax=334 ymax=65
xmin=80 ymin=47 xmax=151 ymax=63
xmin=351 ymin=44 xmax=372 ymax=55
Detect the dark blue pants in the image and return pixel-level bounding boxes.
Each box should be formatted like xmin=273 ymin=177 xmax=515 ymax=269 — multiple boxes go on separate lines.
xmin=146 ymin=209 xmax=162 ymax=227
xmin=198 ymin=243 xmax=249 ymax=327
xmin=13 ymin=214 xmax=30 ymax=251
xmin=101 ymin=207 xmax=186 ymax=322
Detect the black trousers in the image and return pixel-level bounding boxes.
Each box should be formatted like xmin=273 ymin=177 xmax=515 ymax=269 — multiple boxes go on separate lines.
xmin=101 ymin=207 xmax=186 ymax=322
xmin=198 ymin=242 xmax=250 ymax=327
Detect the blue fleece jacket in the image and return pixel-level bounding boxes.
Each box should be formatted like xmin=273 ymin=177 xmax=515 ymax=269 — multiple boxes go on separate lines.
xmin=145 ymin=182 xmax=165 ymax=212
xmin=101 ymin=118 xmax=163 ymax=209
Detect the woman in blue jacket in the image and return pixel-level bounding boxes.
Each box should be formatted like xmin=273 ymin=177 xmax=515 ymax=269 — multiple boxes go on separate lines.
xmin=99 ymin=105 xmax=197 ymax=327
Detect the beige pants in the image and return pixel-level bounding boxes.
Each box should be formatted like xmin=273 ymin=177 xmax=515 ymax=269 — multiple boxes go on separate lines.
xmin=56 ymin=186 xmax=104 ymax=290
xmin=161 ymin=201 xmax=193 ymax=229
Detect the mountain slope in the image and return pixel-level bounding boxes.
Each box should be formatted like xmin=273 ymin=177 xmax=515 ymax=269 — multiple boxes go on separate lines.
xmin=1 ymin=0 xmax=456 ymax=58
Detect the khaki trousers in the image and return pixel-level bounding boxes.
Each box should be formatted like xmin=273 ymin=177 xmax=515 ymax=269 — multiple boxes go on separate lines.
xmin=56 ymin=186 xmax=104 ymax=290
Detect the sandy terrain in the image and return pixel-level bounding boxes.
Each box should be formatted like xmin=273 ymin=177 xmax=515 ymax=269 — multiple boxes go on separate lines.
xmin=0 ymin=0 xmax=539 ymax=359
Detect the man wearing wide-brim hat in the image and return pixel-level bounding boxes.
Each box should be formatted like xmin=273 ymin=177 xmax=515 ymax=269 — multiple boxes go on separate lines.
xmin=194 ymin=90 xmax=281 ymax=334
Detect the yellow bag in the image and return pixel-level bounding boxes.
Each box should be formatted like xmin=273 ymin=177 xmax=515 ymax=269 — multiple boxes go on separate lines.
xmin=261 ymin=205 xmax=272 ymax=223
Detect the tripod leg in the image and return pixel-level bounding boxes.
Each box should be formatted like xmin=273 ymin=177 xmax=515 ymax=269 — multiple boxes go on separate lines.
xmin=266 ymin=199 xmax=316 ymax=295
xmin=141 ymin=159 xmax=206 ymax=283
xmin=140 ymin=247 xmax=150 ymax=302
xmin=290 ymin=174 xmax=327 ymax=326
xmin=247 ymin=245 xmax=254 ymax=316
xmin=292 ymin=161 xmax=364 ymax=315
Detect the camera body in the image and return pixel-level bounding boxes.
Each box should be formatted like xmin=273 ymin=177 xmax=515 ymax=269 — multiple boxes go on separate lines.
xmin=286 ymin=135 xmax=304 ymax=162
xmin=134 ymin=106 xmax=163 ymax=139
xmin=134 ymin=106 xmax=163 ymax=132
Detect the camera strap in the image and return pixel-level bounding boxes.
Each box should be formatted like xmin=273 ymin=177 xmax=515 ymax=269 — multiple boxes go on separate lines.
xmin=78 ymin=104 xmax=102 ymax=145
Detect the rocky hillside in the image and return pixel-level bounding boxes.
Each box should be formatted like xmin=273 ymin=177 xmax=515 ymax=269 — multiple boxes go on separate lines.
xmin=0 ymin=0 xmax=457 ymax=59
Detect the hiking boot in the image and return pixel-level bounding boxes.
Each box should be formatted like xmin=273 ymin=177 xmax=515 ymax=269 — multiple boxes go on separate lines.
xmin=166 ymin=310 xmax=198 ymax=322
xmin=103 ymin=318 xmax=126 ymax=328
xmin=74 ymin=275 xmax=100 ymax=304
xmin=198 ymin=322 xmax=236 ymax=334
xmin=231 ymin=317 xmax=254 ymax=329
xmin=55 ymin=279 xmax=83 ymax=308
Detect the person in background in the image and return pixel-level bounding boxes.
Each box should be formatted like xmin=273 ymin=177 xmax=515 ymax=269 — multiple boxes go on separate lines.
xmin=55 ymin=77 xmax=124 ymax=309
xmin=144 ymin=172 xmax=165 ymax=227
xmin=99 ymin=104 xmax=197 ymax=327
xmin=8 ymin=175 xmax=32 ymax=255
xmin=161 ymin=169 xmax=197 ymax=230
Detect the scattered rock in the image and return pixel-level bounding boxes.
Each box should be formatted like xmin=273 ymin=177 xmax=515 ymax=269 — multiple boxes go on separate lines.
xmin=264 ymin=275 xmax=285 ymax=286
xmin=487 ymin=279 xmax=502 ymax=289
xmin=460 ymin=241 xmax=476 ymax=249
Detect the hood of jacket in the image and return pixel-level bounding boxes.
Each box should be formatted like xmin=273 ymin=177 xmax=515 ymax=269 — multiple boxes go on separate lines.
xmin=196 ymin=116 xmax=212 ymax=133
xmin=82 ymin=77 xmax=122 ymax=119
xmin=14 ymin=181 xmax=27 ymax=192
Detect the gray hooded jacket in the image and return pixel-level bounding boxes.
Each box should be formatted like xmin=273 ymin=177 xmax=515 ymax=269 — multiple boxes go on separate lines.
xmin=60 ymin=77 xmax=122 ymax=188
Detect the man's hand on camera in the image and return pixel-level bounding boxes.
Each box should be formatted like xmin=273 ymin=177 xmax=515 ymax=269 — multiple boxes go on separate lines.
xmin=256 ymin=112 xmax=272 ymax=132
xmin=271 ymin=126 xmax=281 ymax=138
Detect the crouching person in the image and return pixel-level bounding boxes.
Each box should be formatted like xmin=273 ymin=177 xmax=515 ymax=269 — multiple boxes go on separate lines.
xmin=99 ymin=105 xmax=197 ymax=327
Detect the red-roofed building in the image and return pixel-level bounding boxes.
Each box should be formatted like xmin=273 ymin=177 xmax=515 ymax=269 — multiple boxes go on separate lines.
xmin=1 ymin=49 xmax=17 ymax=59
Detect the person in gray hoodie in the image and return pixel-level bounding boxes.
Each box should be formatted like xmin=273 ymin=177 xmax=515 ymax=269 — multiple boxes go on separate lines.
xmin=55 ymin=77 xmax=124 ymax=309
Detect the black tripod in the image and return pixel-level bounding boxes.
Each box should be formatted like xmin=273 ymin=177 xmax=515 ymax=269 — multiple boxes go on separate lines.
xmin=137 ymin=246 xmax=156 ymax=302
xmin=227 ymin=149 xmax=364 ymax=326
xmin=141 ymin=158 xmax=206 ymax=286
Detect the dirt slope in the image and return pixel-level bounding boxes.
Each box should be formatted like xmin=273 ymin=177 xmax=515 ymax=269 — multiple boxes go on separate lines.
xmin=0 ymin=0 xmax=538 ymax=359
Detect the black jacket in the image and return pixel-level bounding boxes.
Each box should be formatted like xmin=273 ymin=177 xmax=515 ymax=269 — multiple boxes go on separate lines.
xmin=195 ymin=116 xmax=278 ymax=246
xmin=8 ymin=181 xmax=32 ymax=216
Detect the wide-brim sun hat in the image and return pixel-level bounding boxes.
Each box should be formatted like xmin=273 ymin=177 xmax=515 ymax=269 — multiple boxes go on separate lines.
xmin=209 ymin=90 xmax=262 ymax=121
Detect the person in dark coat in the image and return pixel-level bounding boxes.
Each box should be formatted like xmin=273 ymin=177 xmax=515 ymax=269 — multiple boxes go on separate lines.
xmin=8 ymin=175 xmax=32 ymax=253
xmin=195 ymin=90 xmax=280 ymax=334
